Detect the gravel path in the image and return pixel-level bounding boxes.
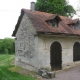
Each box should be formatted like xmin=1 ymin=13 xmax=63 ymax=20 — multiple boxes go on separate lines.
xmin=42 ymin=66 xmax=80 ymax=80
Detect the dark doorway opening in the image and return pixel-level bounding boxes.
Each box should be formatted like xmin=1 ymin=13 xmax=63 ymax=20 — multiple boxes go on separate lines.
xmin=50 ymin=41 xmax=62 ymax=71
xmin=73 ymin=42 xmax=80 ymax=61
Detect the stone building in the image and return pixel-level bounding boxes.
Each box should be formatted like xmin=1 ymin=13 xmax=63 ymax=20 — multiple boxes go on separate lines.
xmin=12 ymin=3 xmax=80 ymax=72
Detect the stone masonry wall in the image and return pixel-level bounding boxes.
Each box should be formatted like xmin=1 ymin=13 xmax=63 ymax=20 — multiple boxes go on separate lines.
xmin=15 ymin=13 xmax=39 ymax=71
xmin=37 ymin=35 xmax=80 ymax=70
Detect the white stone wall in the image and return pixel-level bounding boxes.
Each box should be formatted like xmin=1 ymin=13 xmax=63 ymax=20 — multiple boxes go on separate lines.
xmin=37 ymin=35 xmax=80 ymax=70
xmin=15 ymin=13 xmax=39 ymax=71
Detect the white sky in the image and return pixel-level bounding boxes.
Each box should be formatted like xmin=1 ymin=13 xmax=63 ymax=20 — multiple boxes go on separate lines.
xmin=0 ymin=0 xmax=79 ymax=39
xmin=69 ymin=0 xmax=78 ymax=9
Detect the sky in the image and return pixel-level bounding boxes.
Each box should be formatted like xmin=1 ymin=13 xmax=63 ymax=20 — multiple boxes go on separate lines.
xmin=69 ymin=0 xmax=78 ymax=9
xmin=0 ymin=0 xmax=79 ymax=39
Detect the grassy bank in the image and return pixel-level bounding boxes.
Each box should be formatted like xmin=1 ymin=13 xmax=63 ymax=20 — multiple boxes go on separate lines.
xmin=0 ymin=54 xmax=35 ymax=80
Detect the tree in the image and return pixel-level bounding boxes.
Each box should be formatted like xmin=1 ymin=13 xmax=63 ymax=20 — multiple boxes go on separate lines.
xmin=35 ymin=0 xmax=76 ymax=17
xmin=0 ymin=38 xmax=15 ymax=54
xmin=0 ymin=40 xmax=4 ymax=53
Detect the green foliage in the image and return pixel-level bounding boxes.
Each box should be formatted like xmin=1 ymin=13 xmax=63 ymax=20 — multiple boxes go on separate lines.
xmin=4 ymin=48 xmax=8 ymax=54
xmin=35 ymin=0 xmax=76 ymax=17
xmin=0 ymin=38 xmax=15 ymax=54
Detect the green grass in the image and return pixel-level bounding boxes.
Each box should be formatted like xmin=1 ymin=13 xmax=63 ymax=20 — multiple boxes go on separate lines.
xmin=0 ymin=55 xmax=14 ymax=66
xmin=0 ymin=54 xmax=35 ymax=80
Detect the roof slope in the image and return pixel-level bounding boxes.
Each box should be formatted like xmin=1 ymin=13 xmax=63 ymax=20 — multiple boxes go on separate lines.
xmin=12 ymin=9 xmax=80 ymax=36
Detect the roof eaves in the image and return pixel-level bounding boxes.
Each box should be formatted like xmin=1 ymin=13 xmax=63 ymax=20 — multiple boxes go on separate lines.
xmin=37 ymin=31 xmax=80 ymax=36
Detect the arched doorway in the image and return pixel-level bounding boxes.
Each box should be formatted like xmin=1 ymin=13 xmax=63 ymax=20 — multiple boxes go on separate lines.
xmin=50 ymin=41 xmax=62 ymax=71
xmin=73 ymin=42 xmax=80 ymax=61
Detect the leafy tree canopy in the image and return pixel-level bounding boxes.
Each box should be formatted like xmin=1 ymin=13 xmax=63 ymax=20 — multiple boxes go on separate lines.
xmin=0 ymin=38 xmax=15 ymax=54
xmin=35 ymin=0 xmax=76 ymax=17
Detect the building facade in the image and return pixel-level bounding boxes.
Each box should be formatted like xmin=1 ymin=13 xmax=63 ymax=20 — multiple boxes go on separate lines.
xmin=12 ymin=9 xmax=80 ymax=72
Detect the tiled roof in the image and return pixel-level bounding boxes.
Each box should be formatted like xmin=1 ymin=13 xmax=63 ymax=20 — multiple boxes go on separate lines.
xmin=12 ymin=9 xmax=80 ymax=36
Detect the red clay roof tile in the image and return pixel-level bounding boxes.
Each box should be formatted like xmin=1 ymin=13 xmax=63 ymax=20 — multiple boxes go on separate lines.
xmin=12 ymin=9 xmax=80 ymax=36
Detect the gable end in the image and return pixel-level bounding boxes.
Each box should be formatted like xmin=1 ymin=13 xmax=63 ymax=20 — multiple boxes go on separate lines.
xmin=12 ymin=10 xmax=24 ymax=36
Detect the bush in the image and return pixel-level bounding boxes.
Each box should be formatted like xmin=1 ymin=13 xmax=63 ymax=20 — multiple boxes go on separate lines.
xmin=0 ymin=38 xmax=15 ymax=54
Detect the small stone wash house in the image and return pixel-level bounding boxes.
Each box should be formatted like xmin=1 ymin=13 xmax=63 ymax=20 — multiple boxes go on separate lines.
xmin=12 ymin=2 xmax=80 ymax=72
